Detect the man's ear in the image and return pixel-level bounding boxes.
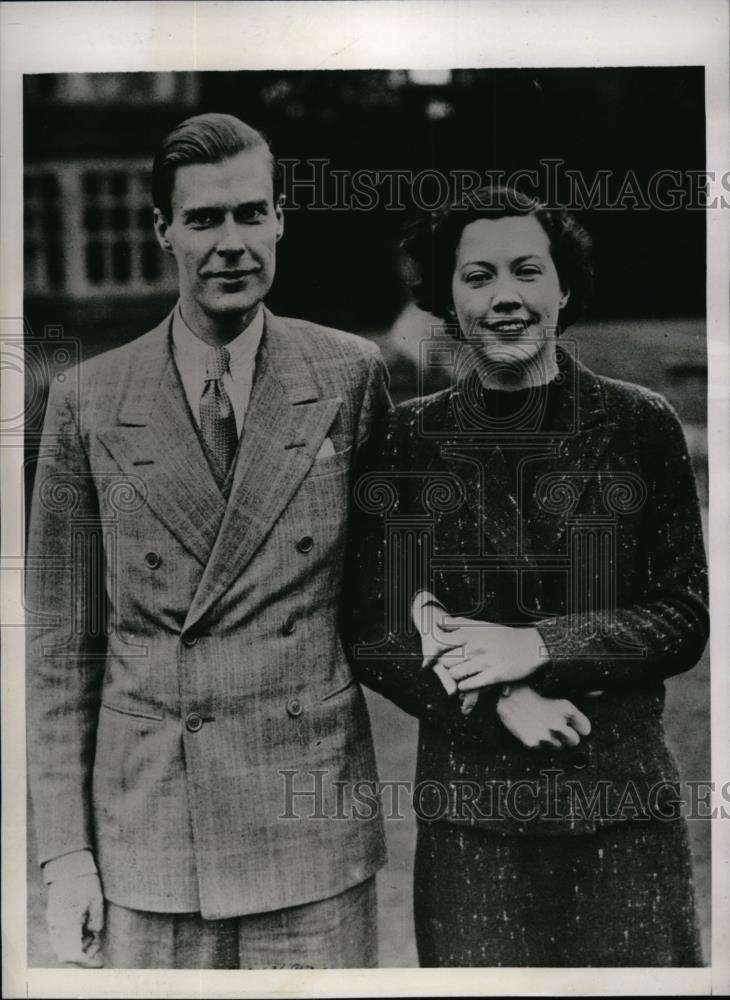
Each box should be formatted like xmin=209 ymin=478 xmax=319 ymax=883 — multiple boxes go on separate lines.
xmin=274 ymin=196 xmax=285 ymax=242
xmin=153 ymin=208 xmax=174 ymax=253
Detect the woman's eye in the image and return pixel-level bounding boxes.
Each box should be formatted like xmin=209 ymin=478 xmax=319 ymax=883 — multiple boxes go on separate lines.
xmin=464 ymin=272 xmax=489 ymax=285
xmin=516 ymin=266 xmax=541 ymax=278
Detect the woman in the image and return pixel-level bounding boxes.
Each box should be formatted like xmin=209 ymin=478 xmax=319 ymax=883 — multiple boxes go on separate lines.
xmin=344 ymin=185 xmax=708 ymax=966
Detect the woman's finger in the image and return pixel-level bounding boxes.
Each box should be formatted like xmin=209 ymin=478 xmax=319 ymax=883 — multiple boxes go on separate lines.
xmin=537 ymin=736 xmax=563 ymax=751
xmin=567 ymin=709 xmax=592 ymax=736
xmin=552 ymin=725 xmax=580 ymax=748
xmin=422 ymin=644 xmax=463 ymax=672
xmin=445 ymin=659 xmax=486 ymax=680
xmin=457 ymin=670 xmax=498 ymax=691
xmin=459 ymin=691 xmax=480 ymax=715
xmin=433 ymin=663 xmax=458 ymax=695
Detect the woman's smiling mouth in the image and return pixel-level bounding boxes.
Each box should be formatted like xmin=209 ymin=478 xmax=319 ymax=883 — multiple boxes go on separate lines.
xmin=482 ymin=318 xmax=532 ymax=336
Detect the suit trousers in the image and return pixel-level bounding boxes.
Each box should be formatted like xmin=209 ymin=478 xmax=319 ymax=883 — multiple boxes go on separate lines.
xmin=103 ymin=876 xmax=377 ymax=969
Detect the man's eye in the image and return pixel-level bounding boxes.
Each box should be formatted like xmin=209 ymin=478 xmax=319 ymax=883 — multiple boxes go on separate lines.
xmin=237 ymin=206 xmax=266 ymax=223
xmin=189 ymin=212 xmax=216 ymax=228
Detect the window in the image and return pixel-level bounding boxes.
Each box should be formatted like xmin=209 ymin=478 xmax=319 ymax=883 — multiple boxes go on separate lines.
xmin=24 ymin=72 xmax=199 ymax=106
xmin=24 ymin=161 xmax=177 ymax=297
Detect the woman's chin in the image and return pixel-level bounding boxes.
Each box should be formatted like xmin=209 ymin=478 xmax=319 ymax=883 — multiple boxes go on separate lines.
xmin=474 ymin=343 xmax=543 ymax=373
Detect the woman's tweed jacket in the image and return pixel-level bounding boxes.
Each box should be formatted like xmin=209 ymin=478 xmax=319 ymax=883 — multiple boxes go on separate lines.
xmin=344 ymin=349 xmax=708 ymax=835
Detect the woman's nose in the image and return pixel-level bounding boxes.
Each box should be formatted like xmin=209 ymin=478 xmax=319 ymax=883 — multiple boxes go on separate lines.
xmin=488 ymin=274 xmax=522 ymax=310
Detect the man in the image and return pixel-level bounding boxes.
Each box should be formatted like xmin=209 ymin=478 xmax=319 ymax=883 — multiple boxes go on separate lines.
xmin=27 ymin=113 xmax=389 ymax=969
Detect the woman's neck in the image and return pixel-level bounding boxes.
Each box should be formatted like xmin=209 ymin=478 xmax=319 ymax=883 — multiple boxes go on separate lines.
xmin=471 ymin=340 xmax=560 ymax=392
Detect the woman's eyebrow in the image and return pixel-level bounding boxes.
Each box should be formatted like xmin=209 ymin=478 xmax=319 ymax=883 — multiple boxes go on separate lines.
xmin=511 ymin=254 xmax=544 ymax=265
xmin=459 ymin=253 xmax=545 ymax=268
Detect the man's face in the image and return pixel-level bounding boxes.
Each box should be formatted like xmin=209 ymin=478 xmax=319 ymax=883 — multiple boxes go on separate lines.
xmin=154 ymin=147 xmax=283 ymax=336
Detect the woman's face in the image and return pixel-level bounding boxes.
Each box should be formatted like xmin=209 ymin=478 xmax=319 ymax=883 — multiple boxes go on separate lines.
xmin=451 ymin=214 xmax=569 ymax=373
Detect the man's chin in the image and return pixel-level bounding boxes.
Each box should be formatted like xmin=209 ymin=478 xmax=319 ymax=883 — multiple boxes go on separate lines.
xmin=205 ymin=296 xmax=262 ymax=321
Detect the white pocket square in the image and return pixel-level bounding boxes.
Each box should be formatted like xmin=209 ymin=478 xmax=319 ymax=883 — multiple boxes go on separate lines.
xmin=315 ymin=438 xmax=336 ymax=459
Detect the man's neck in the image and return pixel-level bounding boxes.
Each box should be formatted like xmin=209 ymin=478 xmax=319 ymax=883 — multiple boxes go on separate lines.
xmin=179 ymin=301 xmax=261 ymax=347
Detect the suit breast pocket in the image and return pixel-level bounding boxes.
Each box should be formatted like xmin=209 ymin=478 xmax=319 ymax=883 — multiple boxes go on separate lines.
xmin=307 ymin=445 xmax=352 ymax=478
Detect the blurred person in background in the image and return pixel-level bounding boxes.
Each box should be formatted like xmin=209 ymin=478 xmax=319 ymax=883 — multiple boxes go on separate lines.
xmin=344 ymin=185 xmax=708 ymax=966
xmin=27 ymin=112 xmax=389 ymax=969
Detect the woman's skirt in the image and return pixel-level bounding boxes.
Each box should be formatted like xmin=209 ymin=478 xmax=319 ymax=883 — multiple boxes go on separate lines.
xmin=414 ymin=818 xmax=703 ymax=967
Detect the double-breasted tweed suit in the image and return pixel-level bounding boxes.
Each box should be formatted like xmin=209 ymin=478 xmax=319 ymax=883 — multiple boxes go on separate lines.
xmin=27 ymin=308 xmax=389 ymax=921
xmin=344 ymin=349 xmax=708 ymax=965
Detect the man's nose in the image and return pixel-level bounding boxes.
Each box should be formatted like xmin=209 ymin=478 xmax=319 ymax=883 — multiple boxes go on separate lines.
xmin=216 ymin=218 xmax=246 ymax=256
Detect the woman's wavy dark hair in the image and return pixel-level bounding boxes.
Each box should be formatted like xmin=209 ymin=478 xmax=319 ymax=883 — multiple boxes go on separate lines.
xmin=402 ymin=184 xmax=594 ymax=331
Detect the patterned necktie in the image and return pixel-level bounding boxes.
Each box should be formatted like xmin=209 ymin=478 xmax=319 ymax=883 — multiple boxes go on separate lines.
xmin=200 ymin=346 xmax=238 ymax=483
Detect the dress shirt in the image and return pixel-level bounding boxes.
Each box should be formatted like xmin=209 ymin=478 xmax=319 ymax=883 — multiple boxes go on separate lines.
xmin=171 ymin=304 xmax=264 ymax=436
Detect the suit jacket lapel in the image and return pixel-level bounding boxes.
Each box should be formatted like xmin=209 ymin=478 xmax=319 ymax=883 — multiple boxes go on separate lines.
xmin=525 ymin=352 xmax=615 ymax=556
xmin=184 ymin=310 xmax=341 ymax=631
xmin=96 ymin=314 xmax=226 ymax=566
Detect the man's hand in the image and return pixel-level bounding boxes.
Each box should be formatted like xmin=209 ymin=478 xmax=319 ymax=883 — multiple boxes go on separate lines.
xmin=46 ymin=873 xmax=104 ymax=967
xmin=443 ymin=619 xmax=549 ymax=689
xmin=496 ymin=684 xmax=591 ymax=750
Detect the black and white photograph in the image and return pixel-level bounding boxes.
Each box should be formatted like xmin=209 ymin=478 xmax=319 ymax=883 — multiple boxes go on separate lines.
xmin=2 ymin=2 xmax=729 ymax=996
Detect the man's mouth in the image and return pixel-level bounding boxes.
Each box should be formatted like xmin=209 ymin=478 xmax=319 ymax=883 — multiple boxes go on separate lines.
xmin=208 ymin=270 xmax=256 ymax=280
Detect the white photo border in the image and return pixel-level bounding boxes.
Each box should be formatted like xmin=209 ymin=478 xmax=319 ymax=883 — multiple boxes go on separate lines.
xmin=2 ymin=1 xmax=728 ymax=996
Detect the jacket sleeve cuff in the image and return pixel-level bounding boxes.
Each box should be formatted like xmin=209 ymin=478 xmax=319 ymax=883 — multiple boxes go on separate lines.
xmin=42 ymin=849 xmax=98 ymax=885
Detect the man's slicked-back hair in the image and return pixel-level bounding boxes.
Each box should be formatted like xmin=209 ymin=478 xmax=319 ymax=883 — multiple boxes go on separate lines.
xmin=152 ymin=112 xmax=282 ymax=219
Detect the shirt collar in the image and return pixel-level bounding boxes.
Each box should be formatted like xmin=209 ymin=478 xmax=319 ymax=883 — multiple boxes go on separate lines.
xmin=171 ymin=304 xmax=265 ymax=371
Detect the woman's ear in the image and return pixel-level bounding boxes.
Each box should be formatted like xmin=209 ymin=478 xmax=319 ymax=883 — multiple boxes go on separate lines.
xmin=559 ymin=289 xmax=570 ymax=309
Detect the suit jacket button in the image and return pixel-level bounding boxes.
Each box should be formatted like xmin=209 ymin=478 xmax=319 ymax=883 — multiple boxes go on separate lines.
xmin=144 ymin=551 xmax=161 ymax=569
xmin=282 ymin=615 xmax=297 ymax=635
xmin=185 ymin=712 xmax=203 ymax=733
xmin=287 ymin=698 xmax=303 ymax=718
xmin=296 ymin=536 xmax=314 ymax=553
xmin=570 ymin=749 xmax=590 ymax=770
xmin=182 ymin=633 xmax=198 ymax=647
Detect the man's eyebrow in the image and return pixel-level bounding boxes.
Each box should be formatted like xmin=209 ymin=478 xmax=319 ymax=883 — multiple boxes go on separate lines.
xmin=181 ymin=205 xmax=222 ymax=222
xmin=181 ymin=200 xmax=269 ymax=219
